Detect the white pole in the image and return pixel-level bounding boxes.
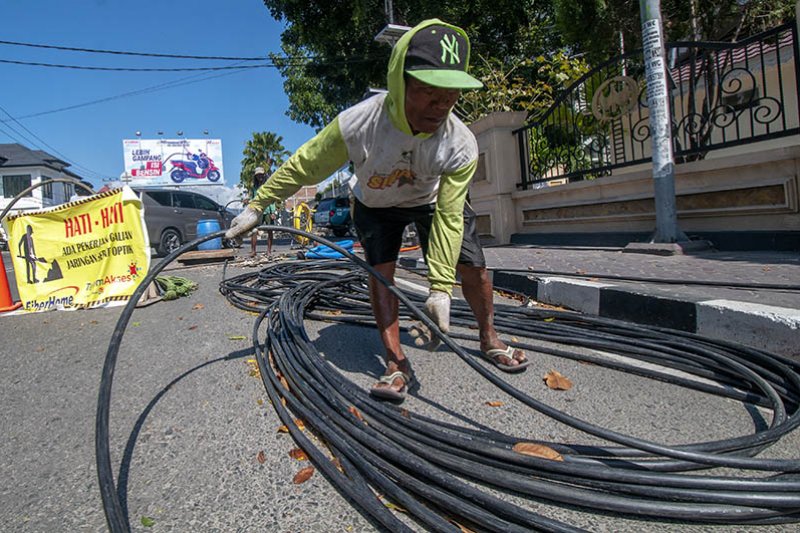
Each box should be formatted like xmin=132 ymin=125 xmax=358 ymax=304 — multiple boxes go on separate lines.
xmin=639 ymin=0 xmax=687 ymax=243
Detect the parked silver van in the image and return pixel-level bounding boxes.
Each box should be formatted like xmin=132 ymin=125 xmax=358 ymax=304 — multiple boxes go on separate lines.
xmin=133 ymin=188 xmax=237 ymax=255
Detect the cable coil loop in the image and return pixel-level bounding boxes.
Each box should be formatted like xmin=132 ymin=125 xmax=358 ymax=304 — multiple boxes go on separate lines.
xmin=97 ymin=226 xmax=800 ymax=532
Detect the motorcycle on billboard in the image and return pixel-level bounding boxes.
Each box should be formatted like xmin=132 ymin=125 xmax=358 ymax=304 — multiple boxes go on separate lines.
xmin=168 ymin=151 xmax=221 ymax=183
xmin=122 ymin=139 xmax=225 ymax=187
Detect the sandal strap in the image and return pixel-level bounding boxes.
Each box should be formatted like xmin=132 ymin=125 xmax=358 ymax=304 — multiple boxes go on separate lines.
xmin=485 ymin=345 xmax=515 ymax=360
xmin=378 ymin=370 xmax=410 ymax=385
xmin=486 ymin=345 xmax=527 ymax=363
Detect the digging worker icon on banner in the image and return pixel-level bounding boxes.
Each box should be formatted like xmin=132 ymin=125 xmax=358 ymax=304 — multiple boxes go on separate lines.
xmin=17 ymin=224 xmax=64 ymax=284
xmin=18 ymin=225 xmax=44 ymax=284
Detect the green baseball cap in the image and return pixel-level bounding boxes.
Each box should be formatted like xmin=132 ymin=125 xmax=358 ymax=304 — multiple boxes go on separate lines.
xmin=404 ymin=24 xmax=483 ymax=90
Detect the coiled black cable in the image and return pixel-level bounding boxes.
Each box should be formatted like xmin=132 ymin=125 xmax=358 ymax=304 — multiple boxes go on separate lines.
xmin=98 ymin=227 xmax=800 ymax=532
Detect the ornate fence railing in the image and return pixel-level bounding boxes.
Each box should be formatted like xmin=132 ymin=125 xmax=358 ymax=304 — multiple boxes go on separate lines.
xmin=513 ymin=22 xmax=800 ymax=189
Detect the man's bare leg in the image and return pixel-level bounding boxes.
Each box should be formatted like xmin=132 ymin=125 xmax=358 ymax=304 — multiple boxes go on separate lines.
xmin=458 ymin=264 xmax=527 ymax=367
xmin=368 ymin=261 xmax=411 ymax=393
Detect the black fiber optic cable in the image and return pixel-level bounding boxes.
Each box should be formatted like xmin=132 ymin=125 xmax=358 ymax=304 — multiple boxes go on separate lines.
xmin=0 ymin=38 xmax=267 ymax=60
xmin=240 ymin=258 xmax=800 ymax=523
xmin=98 ymin=226 xmax=800 ymax=532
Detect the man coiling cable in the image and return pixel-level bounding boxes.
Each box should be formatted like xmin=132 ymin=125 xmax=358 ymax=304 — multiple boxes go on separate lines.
xmin=226 ymin=19 xmax=529 ymax=402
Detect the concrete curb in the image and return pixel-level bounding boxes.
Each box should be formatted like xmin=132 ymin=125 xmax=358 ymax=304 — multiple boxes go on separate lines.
xmin=492 ymin=271 xmax=800 ymax=359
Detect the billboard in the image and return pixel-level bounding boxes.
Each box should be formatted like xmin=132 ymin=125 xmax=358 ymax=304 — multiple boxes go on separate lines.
xmin=122 ymin=138 xmax=225 ymax=186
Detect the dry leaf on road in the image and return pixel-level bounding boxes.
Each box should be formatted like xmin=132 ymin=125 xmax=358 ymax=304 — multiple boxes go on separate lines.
xmin=512 ymin=442 xmax=563 ymax=461
xmin=383 ymin=500 xmax=408 ymax=513
xmin=448 ymin=518 xmax=478 ymax=533
xmin=256 ymin=450 xmax=266 ymax=464
xmin=245 ymin=359 xmax=260 ymax=378
xmin=289 ymin=448 xmax=308 ymax=461
xmin=348 ymin=406 xmax=365 ymax=422
xmin=543 ymin=370 xmax=573 ymax=390
xmin=250 ymin=367 xmax=260 ymax=378
xmin=485 ymin=401 xmax=504 ymax=407
xmin=293 ymin=466 xmax=315 ymax=484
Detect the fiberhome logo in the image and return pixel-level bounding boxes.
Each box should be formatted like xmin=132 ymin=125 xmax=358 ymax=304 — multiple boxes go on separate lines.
xmin=23 ymin=285 xmax=79 ymax=311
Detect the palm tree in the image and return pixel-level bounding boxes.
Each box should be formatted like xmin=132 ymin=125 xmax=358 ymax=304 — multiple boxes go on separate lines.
xmin=240 ymin=131 xmax=291 ymax=194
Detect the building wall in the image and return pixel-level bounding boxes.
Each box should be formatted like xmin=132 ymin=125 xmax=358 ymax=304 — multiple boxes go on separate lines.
xmin=468 ymin=111 xmax=800 ymax=248
xmin=0 ymin=167 xmax=79 ymax=215
xmin=283 ymin=185 xmax=317 ymax=211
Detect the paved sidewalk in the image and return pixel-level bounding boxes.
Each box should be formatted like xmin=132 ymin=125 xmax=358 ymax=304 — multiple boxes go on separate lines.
xmin=401 ymin=245 xmax=800 ymax=359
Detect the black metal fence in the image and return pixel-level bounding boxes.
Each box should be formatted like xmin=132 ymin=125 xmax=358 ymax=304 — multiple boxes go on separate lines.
xmin=514 ymin=22 xmax=800 ymax=189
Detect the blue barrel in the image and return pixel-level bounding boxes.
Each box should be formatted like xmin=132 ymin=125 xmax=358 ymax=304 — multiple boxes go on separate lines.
xmin=197 ymin=219 xmax=222 ymax=250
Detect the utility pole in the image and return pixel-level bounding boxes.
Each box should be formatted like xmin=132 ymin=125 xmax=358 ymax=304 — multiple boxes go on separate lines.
xmin=638 ymin=0 xmax=688 ymax=245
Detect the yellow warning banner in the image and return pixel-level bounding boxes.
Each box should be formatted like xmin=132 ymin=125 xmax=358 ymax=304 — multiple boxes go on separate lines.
xmin=4 ymin=187 xmax=150 ymax=312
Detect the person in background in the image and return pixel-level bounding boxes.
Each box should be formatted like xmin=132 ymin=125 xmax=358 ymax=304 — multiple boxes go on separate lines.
xmin=227 ymin=19 xmax=529 ymax=402
xmin=246 ymin=163 xmax=276 ymax=258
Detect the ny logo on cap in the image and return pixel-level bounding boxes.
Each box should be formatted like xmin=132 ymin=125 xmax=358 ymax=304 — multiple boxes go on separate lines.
xmin=439 ymin=34 xmax=460 ymax=65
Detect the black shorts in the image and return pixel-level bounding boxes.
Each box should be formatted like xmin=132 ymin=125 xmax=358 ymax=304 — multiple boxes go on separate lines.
xmin=352 ymin=198 xmax=486 ymax=268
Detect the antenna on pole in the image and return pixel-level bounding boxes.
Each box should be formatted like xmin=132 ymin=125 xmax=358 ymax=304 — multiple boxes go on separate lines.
xmin=384 ymin=0 xmax=394 ymax=24
xmin=375 ymin=0 xmax=409 ymax=46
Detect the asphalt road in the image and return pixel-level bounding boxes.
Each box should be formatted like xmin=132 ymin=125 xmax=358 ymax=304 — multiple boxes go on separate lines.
xmin=1 ymin=240 xmax=799 ymax=532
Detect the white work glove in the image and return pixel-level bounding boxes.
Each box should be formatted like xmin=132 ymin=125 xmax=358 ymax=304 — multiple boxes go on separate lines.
xmin=409 ymin=290 xmax=451 ymax=351
xmin=225 ymin=206 xmax=261 ymax=240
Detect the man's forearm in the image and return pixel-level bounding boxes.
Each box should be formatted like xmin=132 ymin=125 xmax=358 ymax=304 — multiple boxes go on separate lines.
xmin=250 ymin=118 xmax=349 ymax=212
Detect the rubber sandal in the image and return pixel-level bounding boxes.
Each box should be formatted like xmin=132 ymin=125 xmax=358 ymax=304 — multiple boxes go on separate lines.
xmin=482 ymin=346 xmax=530 ymax=373
xmin=408 ymin=322 xmax=442 ymax=351
xmin=370 ymin=370 xmax=412 ymax=401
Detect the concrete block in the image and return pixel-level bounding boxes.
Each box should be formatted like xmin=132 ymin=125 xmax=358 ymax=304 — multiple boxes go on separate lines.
xmin=537 ymin=277 xmax=611 ymax=314
xmin=696 ymin=299 xmax=800 ymax=359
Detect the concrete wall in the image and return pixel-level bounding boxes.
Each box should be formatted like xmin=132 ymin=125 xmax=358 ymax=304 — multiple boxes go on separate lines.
xmin=468 ymin=111 xmax=800 ymax=247
xmin=468 ymin=112 xmax=527 ymax=245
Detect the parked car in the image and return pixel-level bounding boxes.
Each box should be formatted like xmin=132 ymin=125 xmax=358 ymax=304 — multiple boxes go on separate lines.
xmin=133 ymin=188 xmax=238 ymax=255
xmin=313 ymin=196 xmax=352 ymax=237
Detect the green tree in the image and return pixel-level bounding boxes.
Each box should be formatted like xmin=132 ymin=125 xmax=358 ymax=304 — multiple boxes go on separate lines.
xmin=456 ymin=52 xmax=588 ymax=124
xmin=262 ymin=0 xmax=568 ymax=127
xmin=240 ymin=131 xmax=291 ymax=194
xmin=262 ymin=0 xmax=795 ymax=127
xmin=553 ymin=0 xmax=796 ymax=62
xmin=271 ymin=41 xmax=364 ymax=130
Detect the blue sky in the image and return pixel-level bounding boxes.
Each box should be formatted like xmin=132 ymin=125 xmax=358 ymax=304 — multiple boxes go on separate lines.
xmin=0 ymin=0 xmax=318 ymax=192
